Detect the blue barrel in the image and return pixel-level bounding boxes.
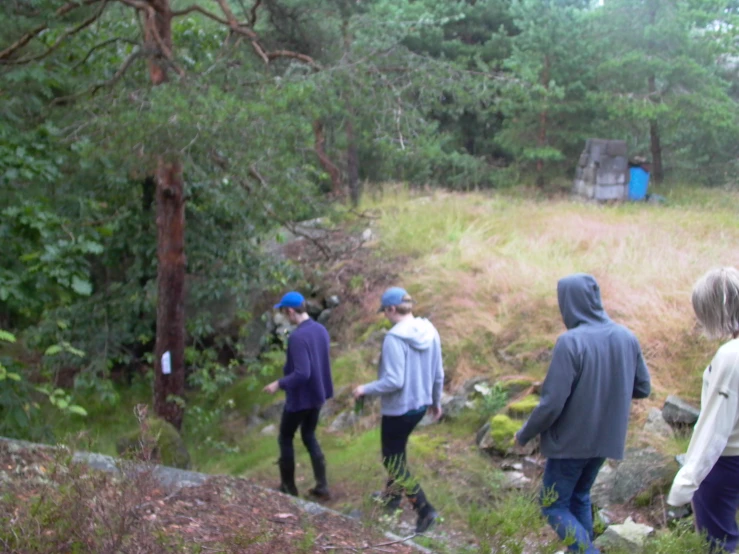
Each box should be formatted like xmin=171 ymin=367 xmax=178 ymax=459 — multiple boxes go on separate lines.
xmin=628 ymin=167 xmax=650 ymax=201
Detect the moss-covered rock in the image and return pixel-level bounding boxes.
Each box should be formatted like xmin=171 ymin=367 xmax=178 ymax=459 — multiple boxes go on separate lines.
xmin=477 ymin=414 xmax=523 ymax=454
xmin=497 ymin=377 xmax=536 ymax=397
xmin=508 ymin=394 xmax=540 ymax=418
xmin=116 ymin=418 xmax=191 ymax=469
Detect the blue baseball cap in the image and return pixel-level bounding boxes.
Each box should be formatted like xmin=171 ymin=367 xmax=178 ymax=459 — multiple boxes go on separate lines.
xmin=378 ymin=287 xmax=412 ymax=312
xmin=274 ymin=291 xmax=305 ymax=309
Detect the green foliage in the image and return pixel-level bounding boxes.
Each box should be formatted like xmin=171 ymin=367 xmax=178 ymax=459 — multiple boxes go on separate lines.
xmin=495 ymin=0 xmax=596 ymax=172
xmin=591 ymin=0 xmax=739 ymax=182
xmin=474 ymin=382 xmax=509 ymax=420
xmin=646 ymin=519 xmax=712 ymax=553
xmin=185 ymin=347 xmax=237 ymax=399
xmin=0 ymin=330 xmax=86 ymax=440
xmin=469 ymin=494 xmax=560 ymax=554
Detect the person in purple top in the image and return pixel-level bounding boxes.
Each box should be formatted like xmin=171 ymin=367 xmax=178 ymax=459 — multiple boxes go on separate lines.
xmin=264 ymin=291 xmax=334 ymax=499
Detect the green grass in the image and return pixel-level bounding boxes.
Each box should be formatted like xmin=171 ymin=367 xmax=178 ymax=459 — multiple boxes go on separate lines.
xmin=362 ymin=184 xmax=736 ymax=398
xmin=41 ymin=183 xmax=739 ymax=553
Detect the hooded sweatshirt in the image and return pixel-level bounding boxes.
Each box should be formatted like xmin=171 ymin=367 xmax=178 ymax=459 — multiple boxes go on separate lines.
xmin=517 ymin=274 xmax=651 ymax=459
xmin=362 ymin=317 xmax=444 ymax=416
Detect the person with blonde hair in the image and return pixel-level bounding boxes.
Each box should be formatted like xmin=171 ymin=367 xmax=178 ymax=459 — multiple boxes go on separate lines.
xmin=353 ymin=287 xmax=444 ymax=534
xmin=668 ymin=267 xmax=739 ymax=553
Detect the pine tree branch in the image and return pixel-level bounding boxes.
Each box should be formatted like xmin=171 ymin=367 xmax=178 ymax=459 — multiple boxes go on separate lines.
xmin=245 ymin=166 xmax=333 ymax=260
xmin=171 ymin=0 xmax=320 ymax=69
xmin=72 ymin=37 xmax=140 ymax=69
xmin=50 ymin=47 xmax=150 ymax=105
xmin=170 ymin=4 xmax=230 ymax=26
xmin=3 ymin=1 xmax=110 ymax=65
xmin=249 ymin=0 xmax=262 ymax=27
xmin=90 ymin=48 xmax=148 ymax=94
xmin=0 ymin=0 xmax=103 ymax=62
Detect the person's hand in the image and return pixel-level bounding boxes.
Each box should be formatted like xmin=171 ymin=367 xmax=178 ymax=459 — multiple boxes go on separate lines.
xmin=263 ymin=381 xmax=280 ymax=395
xmin=352 ymin=385 xmax=365 ymax=400
xmin=429 ymin=405 xmax=442 ymax=421
xmin=514 ymin=431 xmax=525 ymax=446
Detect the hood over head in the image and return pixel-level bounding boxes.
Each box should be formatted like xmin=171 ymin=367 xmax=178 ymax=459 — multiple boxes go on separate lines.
xmin=388 ymin=317 xmax=437 ymax=350
xmin=557 ymin=274 xmax=610 ymax=329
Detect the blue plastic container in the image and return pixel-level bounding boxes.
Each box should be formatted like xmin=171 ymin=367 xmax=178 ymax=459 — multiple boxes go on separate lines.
xmin=628 ymin=167 xmax=650 ymax=201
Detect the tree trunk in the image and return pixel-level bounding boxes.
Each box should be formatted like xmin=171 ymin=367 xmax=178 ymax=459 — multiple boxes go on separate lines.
xmin=345 ymin=113 xmax=360 ymax=207
xmin=144 ymin=0 xmax=173 ymax=86
xmin=146 ymin=0 xmax=186 ymax=429
xmin=153 ymin=159 xmax=186 ymax=430
xmin=648 ymin=74 xmax=664 ymax=183
xmin=646 ymin=4 xmax=663 ymax=184
xmin=342 ymin=15 xmax=361 ymax=206
xmin=312 ymin=120 xmax=343 ymax=196
xmin=536 ymin=54 xmax=551 ymax=184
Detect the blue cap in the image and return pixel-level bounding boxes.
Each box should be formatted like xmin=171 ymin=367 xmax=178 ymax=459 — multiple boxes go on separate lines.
xmin=378 ymin=287 xmax=412 ymax=312
xmin=274 ymin=291 xmax=305 ymax=309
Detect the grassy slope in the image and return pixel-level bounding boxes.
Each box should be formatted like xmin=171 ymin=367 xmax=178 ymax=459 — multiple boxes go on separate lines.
xmin=202 ymin=183 xmax=739 ymax=552
xmin=50 ymin=183 xmax=739 ymax=553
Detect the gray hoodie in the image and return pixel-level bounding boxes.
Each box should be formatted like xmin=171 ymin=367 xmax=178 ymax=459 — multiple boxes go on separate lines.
xmin=517 ymin=274 xmax=651 ymax=459
xmin=363 ymin=317 xmax=444 ymax=416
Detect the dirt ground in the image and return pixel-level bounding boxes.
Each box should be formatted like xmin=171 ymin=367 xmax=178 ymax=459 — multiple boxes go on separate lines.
xmin=0 ymin=441 xmax=421 ymax=554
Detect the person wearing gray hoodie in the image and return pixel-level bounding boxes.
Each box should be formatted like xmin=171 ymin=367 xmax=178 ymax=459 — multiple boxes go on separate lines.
xmin=353 ymin=287 xmax=444 ymax=534
xmin=516 ymin=274 xmax=651 ymax=554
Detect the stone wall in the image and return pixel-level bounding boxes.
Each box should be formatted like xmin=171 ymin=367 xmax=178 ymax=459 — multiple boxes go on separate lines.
xmin=573 ymin=139 xmax=629 ymax=201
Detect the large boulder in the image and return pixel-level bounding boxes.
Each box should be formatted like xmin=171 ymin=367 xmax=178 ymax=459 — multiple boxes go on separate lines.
xmin=440 ymin=392 xmax=468 ymax=420
xmin=328 ymin=410 xmax=360 ymax=433
xmin=593 ymin=517 xmax=654 ymax=552
xmin=662 ymin=395 xmax=700 ymax=427
xmin=643 ymin=407 xmax=674 ymax=439
xmin=116 ymin=418 xmax=191 ymax=470
xmin=591 ymin=448 xmax=677 ymax=508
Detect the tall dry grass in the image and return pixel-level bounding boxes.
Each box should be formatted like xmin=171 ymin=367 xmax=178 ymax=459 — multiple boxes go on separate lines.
xmin=363 ymin=185 xmax=739 ymax=401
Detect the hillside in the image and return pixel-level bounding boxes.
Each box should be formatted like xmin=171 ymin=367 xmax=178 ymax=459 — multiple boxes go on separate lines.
xmin=25 ymin=184 xmax=739 ymax=553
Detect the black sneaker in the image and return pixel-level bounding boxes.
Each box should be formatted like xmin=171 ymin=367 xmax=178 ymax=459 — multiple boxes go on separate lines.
xmin=415 ymin=509 xmax=438 ymax=533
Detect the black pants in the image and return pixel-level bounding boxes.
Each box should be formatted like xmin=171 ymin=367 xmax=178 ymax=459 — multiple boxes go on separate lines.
xmin=381 ymin=409 xmax=432 ymax=515
xmin=279 ymin=408 xmax=323 ymax=461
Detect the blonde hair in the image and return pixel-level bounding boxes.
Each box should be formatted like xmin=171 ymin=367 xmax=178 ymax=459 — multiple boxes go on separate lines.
xmin=692 ymin=267 xmax=739 ymax=339
xmin=394 ymin=299 xmax=414 ymax=315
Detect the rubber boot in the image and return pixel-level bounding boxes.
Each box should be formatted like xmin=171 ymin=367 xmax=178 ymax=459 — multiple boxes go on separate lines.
xmin=307 ymin=454 xmax=331 ymax=500
xmin=371 ymin=479 xmax=402 ymax=515
xmin=278 ymin=458 xmax=298 ymax=496
xmin=407 ymin=486 xmax=438 ymax=533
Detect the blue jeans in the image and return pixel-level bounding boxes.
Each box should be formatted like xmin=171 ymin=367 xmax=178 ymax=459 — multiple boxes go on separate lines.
xmin=541 ymin=457 xmax=605 ymax=554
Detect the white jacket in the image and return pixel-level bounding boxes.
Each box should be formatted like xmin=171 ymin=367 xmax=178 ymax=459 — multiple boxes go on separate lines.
xmin=668 ymin=338 xmax=739 ymax=506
